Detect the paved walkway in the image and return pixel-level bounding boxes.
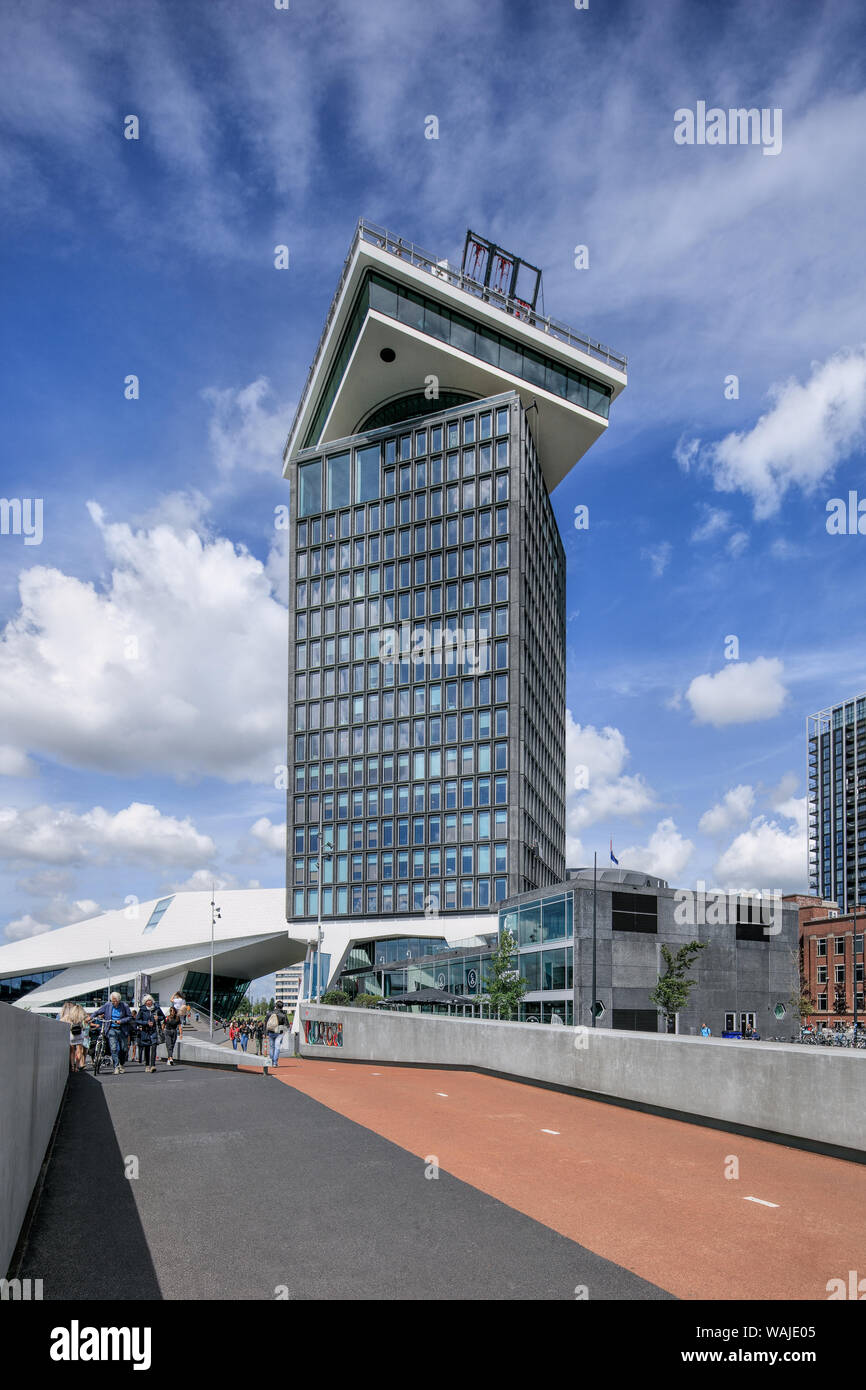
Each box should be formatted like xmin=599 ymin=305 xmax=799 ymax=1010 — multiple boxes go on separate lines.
xmin=18 ymin=1058 xmax=669 ymax=1300
xmin=274 ymin=1058 xmax=866 ymax=1301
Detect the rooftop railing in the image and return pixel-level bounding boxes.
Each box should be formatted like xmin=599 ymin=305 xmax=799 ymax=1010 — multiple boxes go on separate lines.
xmin=284 ymin=218 xmax=627 ymax=461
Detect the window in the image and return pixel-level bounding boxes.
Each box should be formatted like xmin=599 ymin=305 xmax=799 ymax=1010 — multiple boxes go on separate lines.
xmin=299 ymin=460 xmax=322 ymax=517
xmin=611 ymin=891 xmax=657 ymax=934
xmin=356 ymin=444 xmax=381 ymax=502
xmin=327 ymin=452 xmax=351 ymax=509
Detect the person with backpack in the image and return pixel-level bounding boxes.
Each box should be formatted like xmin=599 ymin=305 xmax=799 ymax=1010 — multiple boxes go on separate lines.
xmin=138 ymin=995 xmax=166 ymax=1073
xmin=253 ymin=1019 xmax=265 ymax=1055
xmin=59 ymin=1001 xmax=88 ymax=1073
xmin=266 ymin=1003 xmax=289 ymax=1067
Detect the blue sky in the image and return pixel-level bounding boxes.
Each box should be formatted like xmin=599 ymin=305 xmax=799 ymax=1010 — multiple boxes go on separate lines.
xmin=2 ymin=0 xmax=866 ymax=985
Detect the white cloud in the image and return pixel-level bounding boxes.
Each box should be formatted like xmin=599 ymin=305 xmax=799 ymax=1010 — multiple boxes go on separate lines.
xmin=0 ymin=503 xmax=287 ymax=783
xmin=4 ymin=914 xmax=56 ymax=942
xmin=641 ymin=542 xmax=672 ymax=577
xmin=163 ymin=868 xmax=243 ymax=893
xmin=4 ymin=895 xmax=101 ymax=942
xmin=726 ymin=529 xmax=749 ymax=558
xmin=202 ymin=377 xmax=291 ymax=477
xmin=685 ymin=657 xmax=788 ymax=726
xmin=0 ymin=802 xmax=214 ymax=867
xmin=250 ymin=817 xmax=286 ymax=855
xmin=682 ymin=349 xmax=866 ymax=518
xmin=714 ymin=797 xmax=807 ymax=892
xmin=618 ymin=818 xmax=694 ymax=882
xmin=690 ymin=506 xmax=730 ymax=542
xmin=699 ymin=784 xmax=756 ymax=836
xmin=0 ymin=746 xmax=36 ymax=778
xmin=565 ymin=714 xmax=656 ymax=862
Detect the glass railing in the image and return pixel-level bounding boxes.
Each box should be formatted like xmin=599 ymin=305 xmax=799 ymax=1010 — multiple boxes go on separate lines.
xmin=284 ymin=218 xmax=627 ymax=463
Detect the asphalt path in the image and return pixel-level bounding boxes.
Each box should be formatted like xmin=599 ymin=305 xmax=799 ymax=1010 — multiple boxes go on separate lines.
xmin=19 ymin=1059 xmax=670 ymax=1301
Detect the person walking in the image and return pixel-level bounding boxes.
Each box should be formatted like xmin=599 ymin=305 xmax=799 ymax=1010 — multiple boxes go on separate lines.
xmin=700 ymin=1022 xmax=711 ymax=1037
xmin=163 ymin=1005 xmax=181 ymax=1067
xmin=59 ymin=1001 xmax=88 ymax=1073
xmin=128 ymin=1009 xmax=139 ymax=1063
xmin=265 ymin=1003 xmax=289 ymax=1068
xmin=239 ymin=1020 xmax=249 ymax=1052
xmin=229 ymin=1020 xmax=239 ymax=1050
xmin=90 ymin=991 xmax=132 ymax=1075
xmin=138 ymin=995 xmax=166 ymax=1073
xmin=253 ymin=1019 xmax=264 ymax=1056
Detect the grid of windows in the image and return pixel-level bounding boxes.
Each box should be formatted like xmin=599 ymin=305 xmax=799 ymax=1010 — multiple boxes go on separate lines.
xmin=290 ymin=399 xmax=523 ymax=918
xmin=519 ymin=416 xmax=566 ymax=888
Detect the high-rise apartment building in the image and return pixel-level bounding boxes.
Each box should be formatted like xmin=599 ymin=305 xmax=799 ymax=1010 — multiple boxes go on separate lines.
xmin=808 ymin=694 xmax=866 ymax=910
xmin=275 ymin=966 xmax=303 ymax=1010
xmin=282 ymin=222 xmax=626 ymax=924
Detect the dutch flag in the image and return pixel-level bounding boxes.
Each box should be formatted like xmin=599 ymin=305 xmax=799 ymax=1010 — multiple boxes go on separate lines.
xmin=610 ymin=839 xmax=619 ymax=865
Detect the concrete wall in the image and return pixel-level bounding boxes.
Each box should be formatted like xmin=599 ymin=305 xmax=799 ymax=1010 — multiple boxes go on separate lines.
xmin=0 ymin=1004 xmax=69 ymax=1273
xmin=299 ymin=1003 xmax=866 ymax=1155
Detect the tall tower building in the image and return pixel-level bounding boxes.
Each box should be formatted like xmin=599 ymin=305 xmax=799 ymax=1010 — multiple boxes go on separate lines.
xmin=808 ymin=694 xmax=866 ymax=910
xmin=282 ymin=222 xmax=626 ymax=925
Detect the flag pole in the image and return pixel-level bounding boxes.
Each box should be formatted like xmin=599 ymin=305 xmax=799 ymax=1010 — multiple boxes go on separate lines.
xmin=591 ymin=851 xmax=597 ymax=1029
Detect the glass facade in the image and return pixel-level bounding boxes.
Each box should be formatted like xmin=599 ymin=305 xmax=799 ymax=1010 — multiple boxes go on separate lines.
xmin=0 ymin=968 xmax=64 ymax=1004
xmin=808 ymin=696 xmax=866 ymax=910
xmin=181 ymin=970 xmax=251 ymax=1020
xmin=142 ymin=896 xmax=175 ymax=935
xmin=290 ymin=392 xmax=567 ymax=921
xmin=500 ymin=891 xmax=574 ymax=1022
xmin=303 ymin=270 xmax=613 ymax=448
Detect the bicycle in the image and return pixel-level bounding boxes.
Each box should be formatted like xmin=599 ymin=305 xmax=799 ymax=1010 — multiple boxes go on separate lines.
xmin=92 ymin=1031 xmax=111 ymax=1075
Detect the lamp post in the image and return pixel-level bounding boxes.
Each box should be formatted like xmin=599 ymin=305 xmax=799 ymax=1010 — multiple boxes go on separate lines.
xmin=209 ymin=886 xmax=221 ymax=1039
xmin=314 ymin=825 xmax=333 ymax=1004
xmin=591 ymin=851 xmax=598 ymax=1029
xmin=853 ymin=904 xmax=860 ymax=1035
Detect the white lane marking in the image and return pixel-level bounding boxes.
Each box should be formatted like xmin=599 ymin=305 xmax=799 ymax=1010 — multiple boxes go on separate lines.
xmin=436 ymin=1092 xmax=449 ymax=1097
xmin=541 ymin=1128 xmax=560 ymax=1135
xmin=744 ymin=1196 xmax=780 ymax=1207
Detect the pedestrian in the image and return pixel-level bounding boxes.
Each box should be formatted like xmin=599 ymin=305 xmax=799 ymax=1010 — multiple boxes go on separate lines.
xmin=138 ymin=995 xmax=166 ymax=1073
xmin=128 ymin=1010 xmax=139 ymax=1063
xmin=253 ymin=1019 xmax=264 ymax=1055
xmin=700 ymin=1022 xmax=711 ymax=1037
xmin=229 ymin=1020 xmax=239 ymax=1050
xmin=59 ymin=1001 xmax=88 ymax=1072
xmin=163 ymin=1006 xmax=181 ymax=1066
xmin=239 ymin=1020 xmax=249 ymax=1052
xmin=89 ymin=991 xmax=132 ymax=1075
xmin=265 ymin=1002 xmax=289 ymax=1068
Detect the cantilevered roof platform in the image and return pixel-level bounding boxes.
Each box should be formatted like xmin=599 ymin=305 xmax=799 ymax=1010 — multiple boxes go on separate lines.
xmin=283 ymin=221 xmax=627 ymax=494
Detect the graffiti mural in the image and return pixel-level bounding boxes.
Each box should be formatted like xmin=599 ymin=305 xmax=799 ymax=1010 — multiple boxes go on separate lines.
xmin=303 ymin=1019 xmax=343 ymax=1048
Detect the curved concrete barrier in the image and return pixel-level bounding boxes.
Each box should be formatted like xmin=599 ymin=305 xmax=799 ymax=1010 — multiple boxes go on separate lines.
xmin=299 ymin=1003 xmax=866 ymax=1157
xmin=0 ymin=1005 xmax=69 ymax=1273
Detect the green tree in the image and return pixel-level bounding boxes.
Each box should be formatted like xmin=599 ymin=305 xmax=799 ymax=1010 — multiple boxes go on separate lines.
xmin=321 ymin=989 xmax=350 ymax=1006
xmin=479 ymin=927 xmax=526 ymax=1020
xmin=268 ymin=996 xmax=276 ymax=1012
xmin=354 ymin=993 xmax=382 ymax=1008
xmin=649 ymin=941 xmax=708 ymax=1032
xmin=788 ymin=947 xmax=815 ymax=1024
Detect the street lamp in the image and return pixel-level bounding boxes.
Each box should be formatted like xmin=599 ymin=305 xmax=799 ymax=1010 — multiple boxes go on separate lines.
xmin=314 ymin=827 xmax=333 ymax=1004
xmin=210 ymin=886 xmax=221 ymax=1039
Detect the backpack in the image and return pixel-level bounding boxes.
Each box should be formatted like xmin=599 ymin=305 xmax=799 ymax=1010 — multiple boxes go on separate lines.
xmin=267 ymin=1012 xmax=280 ymax=1032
